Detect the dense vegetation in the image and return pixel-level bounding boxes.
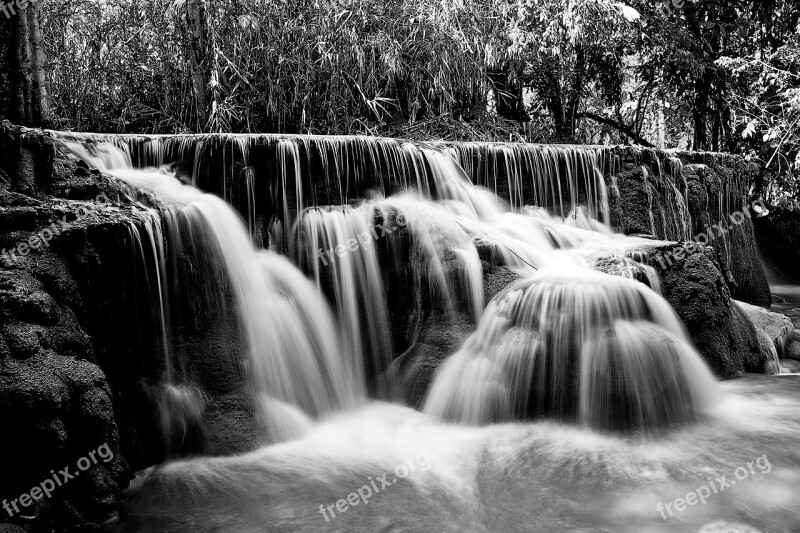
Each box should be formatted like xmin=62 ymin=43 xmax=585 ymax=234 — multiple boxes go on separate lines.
xmin=8 ymin=0 xmax=800 ymax=201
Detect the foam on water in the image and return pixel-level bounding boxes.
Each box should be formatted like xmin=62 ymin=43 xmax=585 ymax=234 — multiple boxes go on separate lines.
xmin=424 ymin=268 xmax=719 ymax=431
xmin=115 ymin=376 xmax=800 ymax=533
xmin=54 ymin=133 xmax=798 ymax=532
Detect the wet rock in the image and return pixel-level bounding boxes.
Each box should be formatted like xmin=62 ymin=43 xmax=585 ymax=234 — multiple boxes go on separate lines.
xmin=388 ymin=266 xmax=523 ymax=408
xmin=0 ymin=124 xmax=262 ymax=533
xmin=0 ymin=270 xmax=60 ymax=324
xmin=204 ymin=392 xmax=260 ymax=456
xmin=781 ymin=358 xmax=800 ymax=372
xmin=655 ymin=248 xmax=773 ymax=377
xmin=597 ymin=245 xmax=771 ymax=378
xmin=387 ymin=311 xmax=473 ymax=409
xmin=483 ymin=265 xmax=523 ymax=303
xmin=607 ymin=156 xmax=771 ymax=307
xmin=0 ymin=354 xmax=126 ymax=532
xmin=735 ymin=300 xmax=795 ymax=358
xmin=787 ymin=340 xmax=800 ymax=362
xmin=0 ymin=129 xmax=145 ymax=530
xmin=683 ymin=165 xmax=770 ymax=308
xmin=1 ymin=321 xmax=42 ymax=358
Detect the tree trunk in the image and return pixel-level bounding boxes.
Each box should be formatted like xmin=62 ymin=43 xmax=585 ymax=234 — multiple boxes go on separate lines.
xmin=693 ymin=106 xmax=708 ymax=151
xmin=693 ymin=79 xmax=711 ymax=151
xmin=0 ymin=2 xmax=52 ymax=127
xmin=565 ymin=46 xmax=586 ymax=139
xmin=185 ymin=0 xmax=209 ymax=132
xmin=577 ymin=112 xmax=655 ymax=147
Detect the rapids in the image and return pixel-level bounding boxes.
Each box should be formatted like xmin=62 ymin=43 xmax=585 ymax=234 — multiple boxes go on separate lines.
xmin=115 ymin=376 xmax=800 ymax=533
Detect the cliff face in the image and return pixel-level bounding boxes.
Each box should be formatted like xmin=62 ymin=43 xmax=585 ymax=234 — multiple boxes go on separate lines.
xmin=607 ymin=149 xmax=771 ymax=307
xmin=0 ymin=126 xmax=257 ymax=532
xmin=1 ymin=131 xmax=137 ymax=530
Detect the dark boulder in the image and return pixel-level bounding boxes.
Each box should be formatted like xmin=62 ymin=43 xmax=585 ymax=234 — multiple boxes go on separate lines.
xmin=388 ymin=311 xmax=474 ymax=409
xmin=0 ymin=126 xmax=258 ymax=531
xmin=597 ymin=244 xmax=772 ymax=378
xmin=0 ymin=267 xmax=126 ymax=531
xmin=606 ymin=154 xmax=771 ymax=308
xmin=388 ymin=266 xmax=522 ymax=408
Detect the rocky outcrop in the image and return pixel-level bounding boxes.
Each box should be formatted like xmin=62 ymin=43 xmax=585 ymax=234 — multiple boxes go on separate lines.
xmin=387 ymin=266 xmax=523 ymax=408
xmin=660 ymin=248 xmax=774 ymax=377
xmin=0 ymin=125 xmax=258 ymax=532
xmin=1 ymin=121 xmax=58 ymax=194
xmin=0 ymin=207 xmax=133 ymax=531
xmin=387 ymin=311 xmax=473 ymax=409
xmin=607 ymin=150 xmax=771 ymax=308
xmin=597 ymin=244 xmax=774 ymax=378
xmin=735 ymin=301 xmax=794 ymax=358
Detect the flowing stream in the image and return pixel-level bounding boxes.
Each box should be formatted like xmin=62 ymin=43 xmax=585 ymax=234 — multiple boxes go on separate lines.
xmin=55 ymin=133 xmax=800 ymax=532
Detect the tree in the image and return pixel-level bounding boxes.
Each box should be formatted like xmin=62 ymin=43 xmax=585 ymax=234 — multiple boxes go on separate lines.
xmin=0 ymin=0 xmax=52 ymax=127
xmin=470 ymin=0 xmax=641 ymax=141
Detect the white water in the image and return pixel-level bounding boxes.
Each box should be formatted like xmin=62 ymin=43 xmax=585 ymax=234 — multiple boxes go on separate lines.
xmin=59 ymin=135 xmax=718 ymax=437
xmin=61 ymin=140 xmax=363 ymax=443
xmin=424 ymin=268 xmax=718 ymax=430
xmin=54 ymin=134 xmax=798 ymax=532
xmin=116 ymin=376 xmax=800 ymax=533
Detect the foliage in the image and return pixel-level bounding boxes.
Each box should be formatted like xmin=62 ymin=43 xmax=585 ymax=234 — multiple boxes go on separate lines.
xmin=717 ymin=33 xmax=800 ymax=201
xmin=36 ymin=0 xmax=800 ymax=199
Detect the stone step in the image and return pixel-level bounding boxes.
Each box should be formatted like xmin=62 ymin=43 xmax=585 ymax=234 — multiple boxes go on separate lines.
xmin=735 ymin=300 xmax=795 ymax=356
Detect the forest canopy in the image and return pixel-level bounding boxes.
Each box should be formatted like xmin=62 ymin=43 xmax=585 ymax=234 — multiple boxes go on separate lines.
xmin=15 ymin=0 xmax=800 ymax=201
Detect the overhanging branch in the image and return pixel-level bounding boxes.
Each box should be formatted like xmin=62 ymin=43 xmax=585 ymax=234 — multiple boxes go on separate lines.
xmin=577 ymin=112 xmax=655 ymax=147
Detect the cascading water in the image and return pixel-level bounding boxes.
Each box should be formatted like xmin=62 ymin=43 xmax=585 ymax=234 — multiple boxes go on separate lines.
xmin=579 ymin=320 xmax=717 ymax=431
xmin=291 ymin=205 xmax=394 ymax=391
xmin=438 ymin=142 xmax=612 ymax=223
xmin=57 ymin=134 xmax=709 ymax=433
xmin=52 ymin=132 xmax=619 ymax=228
xmin=423 ymin=267 xmax=718 ymax=431
xmin=126 ymin=209 xmax=208 ymax=455
xmin=59 ymin=140 xmax=362 ymax=444
xmin=52 ymin=131 xmax=799 ymax=533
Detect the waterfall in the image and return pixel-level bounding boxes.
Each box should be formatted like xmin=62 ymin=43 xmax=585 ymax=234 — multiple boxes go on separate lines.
xmin=437 ymin=142 xmax=612 ymax=223
xmin=59 ymin=141 xmax=362 ymax=444
xmin=51 ymin=132 xmax=616 ymax=233
xmin=423 ymin=267 xmax=719 ymax=433
xmin=292 ymin=205 xmax=393 ymax=393
xmin=56 ymin=131 xmax=719 ymax=441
